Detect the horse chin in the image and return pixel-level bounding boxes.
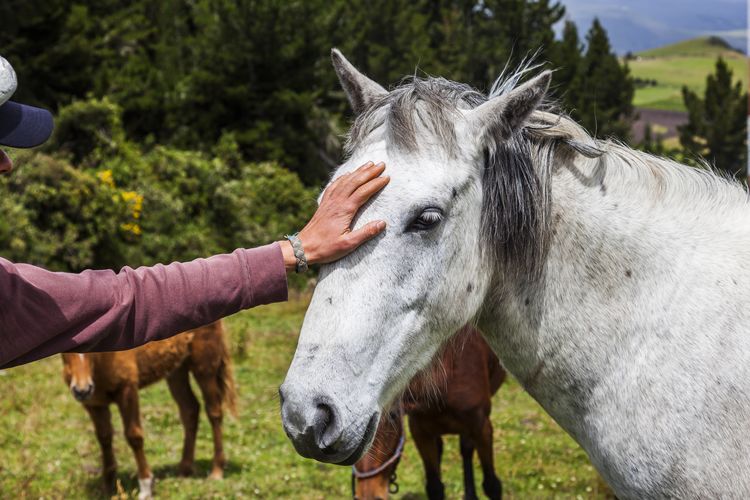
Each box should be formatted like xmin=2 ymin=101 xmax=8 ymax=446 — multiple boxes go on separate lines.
xmin=333 ymin=412 xmax=380 ymax=466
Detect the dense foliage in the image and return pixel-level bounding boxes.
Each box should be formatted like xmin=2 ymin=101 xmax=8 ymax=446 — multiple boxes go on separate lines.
xmin=1 ymin=1 xmax=637 ymax=178
xmin=2 ymin=99 xmax=316 ymax=272
xmin=0 ymin=151 xmax=132 ymax=270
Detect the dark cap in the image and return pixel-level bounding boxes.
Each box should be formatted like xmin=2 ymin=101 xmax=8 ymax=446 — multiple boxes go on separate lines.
xmin=0 ymin=56 xmax=54 ymax=148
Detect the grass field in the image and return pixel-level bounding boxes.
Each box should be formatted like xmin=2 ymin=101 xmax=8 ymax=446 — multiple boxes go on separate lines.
xmin=0 ymin=296 xmax=611 ymax=499
xmin=629 ymin=37 xmax=747 ymax=111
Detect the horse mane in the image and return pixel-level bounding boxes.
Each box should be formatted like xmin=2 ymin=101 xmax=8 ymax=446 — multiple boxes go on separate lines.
xmin=345 ymin=64 xmax=749 ymax=280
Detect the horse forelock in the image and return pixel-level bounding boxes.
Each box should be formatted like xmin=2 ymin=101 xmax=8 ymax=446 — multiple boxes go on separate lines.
xmin=346 ymin=76 xmax=486 ymax=156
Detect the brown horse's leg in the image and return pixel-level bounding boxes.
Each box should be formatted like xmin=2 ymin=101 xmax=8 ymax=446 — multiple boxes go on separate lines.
xmin=193 ymin=372 xmax=226 ymax=479
xmin=166 ymin=363 xmax=200 ymax=476
xmin=85 ymin=404 xmax=117 ymax=492
xmin=460 ymin=434 xmax=479 ymax=500
xmin=473 ymin=417 xmax=502 ymax=500
xmin=115 ymin=385 xmax=153 ymax=499
xmin=409 ymin=416 xmax=445 ymax=500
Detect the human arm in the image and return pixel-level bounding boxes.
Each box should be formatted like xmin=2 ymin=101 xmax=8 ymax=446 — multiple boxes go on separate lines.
xmin=0 ymin=245 xmax=286 ymax=368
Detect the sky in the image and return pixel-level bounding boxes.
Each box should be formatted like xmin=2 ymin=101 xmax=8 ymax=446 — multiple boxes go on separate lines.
xmin=557 ymin=0 xmax=748 ymax=53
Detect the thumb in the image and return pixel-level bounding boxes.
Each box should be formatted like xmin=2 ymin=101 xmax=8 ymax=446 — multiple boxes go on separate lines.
xmin=342 ymin=220 xmax=387 ymax=251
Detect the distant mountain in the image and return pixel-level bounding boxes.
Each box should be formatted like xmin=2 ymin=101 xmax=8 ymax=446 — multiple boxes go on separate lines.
xmin=638 ymin=36 xmax=744 ymax=58
xmin=558 ymin=0 xmax=747 ymax=54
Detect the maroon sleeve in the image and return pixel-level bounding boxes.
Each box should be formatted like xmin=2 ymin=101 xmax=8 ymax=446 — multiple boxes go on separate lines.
xmin=0 ymin=243 xmax=288 ymax=368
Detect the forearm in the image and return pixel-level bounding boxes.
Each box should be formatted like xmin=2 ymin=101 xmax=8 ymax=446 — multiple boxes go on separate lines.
xmin=0 ymin=243 xmax=287 ymax=368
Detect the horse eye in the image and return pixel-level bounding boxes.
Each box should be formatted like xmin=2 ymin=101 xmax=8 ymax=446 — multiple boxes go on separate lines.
xmin=409 ymin=208 xmax=443 ymax=231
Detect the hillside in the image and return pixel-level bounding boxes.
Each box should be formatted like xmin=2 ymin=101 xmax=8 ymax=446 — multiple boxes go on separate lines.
xmin=628 ymin=36 xmax=747 ymax=112
xmin=638 ymin=36 xmax=744 ymax=58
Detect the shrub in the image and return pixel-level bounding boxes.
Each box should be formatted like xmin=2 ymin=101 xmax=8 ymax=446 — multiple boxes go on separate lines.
xmin=3 ymin=102 xmax=317 ymax=280
xmin=0 ymin=151 xmax=134 ymax=271
xmin=45 ymin=97 xmax=127 ymax=169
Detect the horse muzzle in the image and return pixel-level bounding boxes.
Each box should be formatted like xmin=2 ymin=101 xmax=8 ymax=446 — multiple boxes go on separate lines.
xmin=71 ymin=382 xmax=95 ymax=401
xmin=279 ymin=384 xmax=379 ymax=464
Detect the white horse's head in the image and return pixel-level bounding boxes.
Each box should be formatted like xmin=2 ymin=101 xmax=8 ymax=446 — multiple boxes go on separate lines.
xmin=280 ymin=50 xmax=551 ymax=464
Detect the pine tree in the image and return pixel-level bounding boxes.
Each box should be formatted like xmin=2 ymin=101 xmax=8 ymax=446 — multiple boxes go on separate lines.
xmin=330 ymin=0 xmax=434 ymax=87
xmin=484 ymin=0 xmax=565 ymax=64
xmin=0 ymin=0 xmax=120 ymax=107
xmin=468 ymin=0 xmax=565 ymax=88
xmin=395 ymin=0 xmax=566 ymax=89
xmin=679 ymin=57 xmax=748 ymax=177
xmin=573 ymin=18 xmax=634 ymax=139
xmin=550 ymin=20 xmax=582 ymax=110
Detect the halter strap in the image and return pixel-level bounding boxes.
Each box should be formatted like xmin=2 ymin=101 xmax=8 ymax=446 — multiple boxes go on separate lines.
xmin=351 ymin=434 xmax=406 ymax=479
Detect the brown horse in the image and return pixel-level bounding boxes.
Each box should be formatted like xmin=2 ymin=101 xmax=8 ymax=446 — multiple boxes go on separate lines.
xmin=61 ymin=321 xmax=236 ymax=499
xmin=353 ymin=326 xmax=506 ymax=500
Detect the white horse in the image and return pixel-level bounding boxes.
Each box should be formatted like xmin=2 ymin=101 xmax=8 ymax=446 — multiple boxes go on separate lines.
xmin=280 ymin=49 xmax=750 ymax=498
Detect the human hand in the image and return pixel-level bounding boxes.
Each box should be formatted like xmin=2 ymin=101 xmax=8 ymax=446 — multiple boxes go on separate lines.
xmin=279 ymin=161 xmax=389 ymax=271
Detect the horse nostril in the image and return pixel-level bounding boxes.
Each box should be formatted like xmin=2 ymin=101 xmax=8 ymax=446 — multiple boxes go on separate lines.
xmin=279 ymin=389 xmax=351 ymax=460
xmin=313 ymin=402 xmax=339 ymax=451
xmin=314 ymin=403 xmax=333 ymax=437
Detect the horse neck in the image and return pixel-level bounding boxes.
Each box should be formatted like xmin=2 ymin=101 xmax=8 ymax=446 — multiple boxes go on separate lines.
xmin=478 ymin=145 xmax=750 ymax=441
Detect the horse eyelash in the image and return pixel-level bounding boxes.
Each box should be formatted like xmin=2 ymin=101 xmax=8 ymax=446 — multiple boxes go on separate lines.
xmin=408 ymin=208 xmax=444 ymax=231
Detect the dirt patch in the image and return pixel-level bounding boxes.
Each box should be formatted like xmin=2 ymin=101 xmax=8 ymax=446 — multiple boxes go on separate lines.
xmin=632 ymin=107 xmax=688 ymax=142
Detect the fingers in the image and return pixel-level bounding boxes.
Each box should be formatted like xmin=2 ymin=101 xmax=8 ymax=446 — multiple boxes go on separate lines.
xmin=351 ymin=174 xmax=390 ymax=205
xmin=320 ymin=172 xmax=349 ymax=201
xmin=343 ymin=220 xmax=387 ymax=250
xmin=320 ymin=161 xmax=374 ymax=201
xmin=340 ymin=161 xmax=385 ymax=197
xmin=304 ymin=160 xmax=388 ymax=265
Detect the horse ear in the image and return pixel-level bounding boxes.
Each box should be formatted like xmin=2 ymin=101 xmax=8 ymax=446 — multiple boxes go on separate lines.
xmin=468 ymin=70 xmax=552 ymax=139
xmin=331 ymin=48 xmax=387 ymax=114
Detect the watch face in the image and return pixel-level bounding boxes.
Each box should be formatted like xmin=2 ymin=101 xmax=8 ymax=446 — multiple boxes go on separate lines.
xmin=0 ymin=57 xmax=17 ymax=106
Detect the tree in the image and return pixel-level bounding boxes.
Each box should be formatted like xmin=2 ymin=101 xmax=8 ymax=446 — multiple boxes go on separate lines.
xmin=572 ymin=19 xmax=634 ymax=140
xmin=330 ymin=0 xmax=565 ymax=93
xmin=550 ymin=20 xmax=582 ymax=110
xmin=485 ymin=0 xmax=565 ymax=65
xmin=330 ymin=0 xmax=434 ymax=86
xmin=147 ymin=0 xmax=340 ymax=184
xmin=679 ymin=57 xmax=748 ymax=177
xmin=436 ymin=0 xmax=565 ymax=89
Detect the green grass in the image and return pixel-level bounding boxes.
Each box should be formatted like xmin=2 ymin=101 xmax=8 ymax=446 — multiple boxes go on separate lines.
xmin=0 ymin=296 xmax=610 ymax=498
xmin=628 ymin=37 xmax=747 ymax=111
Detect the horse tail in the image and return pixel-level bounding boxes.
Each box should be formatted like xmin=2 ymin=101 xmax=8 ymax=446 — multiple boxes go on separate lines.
xmin=217 ymin=327 xmax=238 ymax=418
